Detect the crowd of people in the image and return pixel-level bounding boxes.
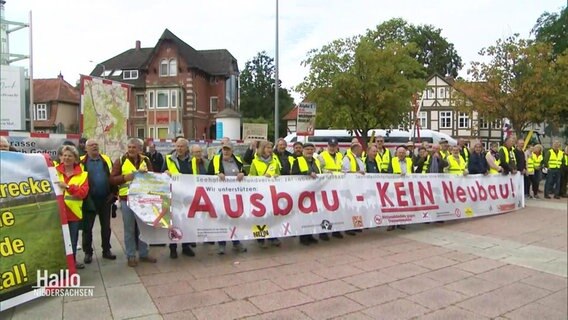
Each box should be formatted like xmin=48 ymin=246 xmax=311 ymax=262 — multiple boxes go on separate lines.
xmin=1 ymin=134 xmax=567 ymax=270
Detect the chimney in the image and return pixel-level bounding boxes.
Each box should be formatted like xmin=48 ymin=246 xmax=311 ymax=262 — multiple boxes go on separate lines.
xmin=58 ymin=72 xmax=64 ymax=80
xmin=135 ymin=40 xmax=141 ymax=50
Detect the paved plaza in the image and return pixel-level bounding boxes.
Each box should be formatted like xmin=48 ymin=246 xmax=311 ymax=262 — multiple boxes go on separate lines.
xmin=2 ymin=198 xmax=566 ymax=320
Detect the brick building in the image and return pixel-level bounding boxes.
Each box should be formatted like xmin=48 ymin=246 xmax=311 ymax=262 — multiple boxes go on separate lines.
xmin=90 ymin=29 xmax=239 ymax=139
xmin=32 ymin=74 xmax=80 ymax=133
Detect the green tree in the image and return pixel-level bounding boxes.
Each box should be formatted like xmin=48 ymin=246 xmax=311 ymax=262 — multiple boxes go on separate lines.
xmin=239 ymin=51 xmax=294 ymax=140
xmin=366 ymin=18 xmax=463 ymax=77
xmin=298 ymin=37 xmax=426 ymax=146
xmin=457 ymin=35 xmax=568 ymax=136
xmin=531 ymin=6 xmax=567 ymax=56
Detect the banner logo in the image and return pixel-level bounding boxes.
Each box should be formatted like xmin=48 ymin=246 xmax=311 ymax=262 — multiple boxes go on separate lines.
xmin=352 ymin=216 xmax=363 ymax=228
xmin=320 ymin=220 xmax=333 ymax=230
xmin=252 ymin=225 xmax=269 ymax=238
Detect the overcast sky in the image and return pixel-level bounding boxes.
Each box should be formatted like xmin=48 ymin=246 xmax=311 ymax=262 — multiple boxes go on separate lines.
xmin=5 ymin=0 xmax=565 ymax=102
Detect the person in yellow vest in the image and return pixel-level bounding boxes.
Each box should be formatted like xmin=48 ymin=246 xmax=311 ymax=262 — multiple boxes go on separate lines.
xmin=458 ymin=138 xmax=470 ymax=163
xmin=447 ymin=145 xmax=468 ymax=176
xmin=109 ymin=138 xmax=157 ymax=267
xmin=207 ymin=142 xmax=248 ymax=254
xmin=543 ymin=140 xmax=564 ymax=199
xmin=79 ymin=139 xmax=117 ymax=264
xmin=291 ymin=143 xmax=322 ymax=245
xmin=163 ymin=138 xmax=197 ymax=258
xmin=375 ymin=136 xmax=391 ymax=172
xmin=526 ymin=145 xmax=540 ymax=198
xmin=386 ymin=147 xmax=413 ymax=231
xmin=346 ymin=137 xmax=367 ymax=160
xmin=439 ymin=138 xmax=451 ymax=159
xmin=498 ymin=137 xmax=517 ymax=175
xmin=318 ymin=138 xmax=348 ymax=239
xmin=56 ymin=145 xmax=90 ymax=269
xmin=342 ymin=142 xmax=365 ymax=234
xmin=250 ymin=140 xmax=283 ymax=248
xmin=413 ymin=146 xmax=430 ymax=173
xmin=486 ymin=142 xmax=503 ymax=174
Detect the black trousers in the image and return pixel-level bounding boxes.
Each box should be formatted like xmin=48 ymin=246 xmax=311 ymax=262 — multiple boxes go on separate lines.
xmin=82 ymin=197 xmax=112 ymax=255
xmin=560 ymin=167 xmax=568 ymax=196
xmin=523 ymin=175 xmax=531 ymax=195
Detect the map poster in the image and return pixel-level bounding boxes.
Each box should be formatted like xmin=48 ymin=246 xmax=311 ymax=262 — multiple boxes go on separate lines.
xmin=296 ymin=102 xmax=316 ymax=136
xmin=80 ymin=76 xmax=130 ymax=161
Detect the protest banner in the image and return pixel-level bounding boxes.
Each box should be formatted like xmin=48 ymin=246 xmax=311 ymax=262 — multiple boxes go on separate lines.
xmin=0 ymin=152 xmax=72 ymax=311
xmin=0 ymin=132 xmax=80 ymax=159
xmin=296 ymin=102 xmax=317 ymax=136
xmin=130 ymin=173 xmax=524 ymax=244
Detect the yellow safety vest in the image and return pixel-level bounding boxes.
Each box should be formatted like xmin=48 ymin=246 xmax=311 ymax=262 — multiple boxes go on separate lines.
xmin=390 ymin=157 xmax=413 ymax=174
xmin=80 ymin=154 xmax=112 ymax=171
xmin=250 ymin=155 xmax=281 ymax=177
xmin=164 ymin=154 xmax=194 ymax=174
xmin=345 ymin=152 xmax=361 ymax=173
xmin=56 ymin=170 xmax=88 ymax=219
xmin=487 ymin=151 xmax=501 ymax=174
xmin=212 ymin=154 xmax=243 ymax=174
xmin=296 ymin=157 xmax=321 ymax=174
xmin=376 ymin=148 xmax=391 ymax=172
xmin=420 ymin=155 xmax=431 ymax=174
xmin=461 ymin=147 xmax=470 ymax=162
xmin=499 ymin=146 xmax=516 ymax=165
xmin=320 ymin=150 xmax=343 ymax=172
xmin=118 ymin=155 xmax=149 ymax=197
xmin=527 ymin=153 xmax=543 ymax=175
xmin=547 ymin=150 xmax=565 ymax=169
xmin=447 ymin=155 xmax=466 ymax=175
xmin=440 ymin=149 xmax=450 ymax=159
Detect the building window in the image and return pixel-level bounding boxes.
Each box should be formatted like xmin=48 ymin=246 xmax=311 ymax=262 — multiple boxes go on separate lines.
xmin=440 ymin=111 xmax=452 ymax=128
xmin=438 ymin=87 xmax=446 ymax=99
xmin=458 ymin=112 xmax=470 ymax=128
xmin=123 ymin=70 xmax=139 ymax=80
xmin=157 ymin=127 xmax=169 ymax=139
xmin=34 ymin=104 xmax=48 ymax=120
xmin=101 ymin=70 xmax=112 ymax=77
xmin=136 ymin=127 xmax=145 ymax=139
xmin=171 ymin=90 xmax=177 ymax=108
xmin=112 ymin=70 xmax=123 ymax=77
xmin=492 ymin=120 xmax=502 ymax=129
xmin=427 ymin=88 xmax=435 ymax=99
xmin=479 ymin=118 xmax=489 ymax=129
xmin=136 ymin=94 xmax=145 ymax=111
xmin=148 ymin=91 xmax=155 ymax=109
xmin=157 ymin=90 xmax=169 ymax=108
xmin=160 ymin=59 xmax=169 ymax=76
xmin=169 ymin=59 xmax=177 ymax=76
xmin=210 ymin=96 xmax=218 ymax=113
xmin=417 ymin=111 xmax=427 ymax=128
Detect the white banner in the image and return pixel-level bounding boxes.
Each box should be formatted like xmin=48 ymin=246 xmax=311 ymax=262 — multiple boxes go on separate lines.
xmin=0 ymin=65 xmax=26 ymax=130
xmin=130 ymin=173 xmax=524 ymax=244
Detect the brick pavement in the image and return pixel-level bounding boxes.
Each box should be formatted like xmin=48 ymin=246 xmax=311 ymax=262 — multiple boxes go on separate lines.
xmin=2 ymin=198 xmax=566 ymax=320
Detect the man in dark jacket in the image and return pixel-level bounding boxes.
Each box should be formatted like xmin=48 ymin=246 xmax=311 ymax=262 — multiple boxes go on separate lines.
xmin=425 ymin=144 xmax=449 ymax=173
xmin=146 ymin=142 xmax=164 ymax=173
xmin=498 ymin=137 xmax=517 ymax=175
xmin=274 ymin=138 xmax=293 ymax=175
xmin=513 ymin=139 xmax=528 ymax=196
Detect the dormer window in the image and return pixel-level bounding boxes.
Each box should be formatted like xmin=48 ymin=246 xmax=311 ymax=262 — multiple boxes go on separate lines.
xmin=123 ymin=70 xmax=139 ymax=80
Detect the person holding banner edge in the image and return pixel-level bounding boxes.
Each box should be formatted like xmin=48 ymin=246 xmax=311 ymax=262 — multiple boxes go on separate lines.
xmin=249 ymin=140 xmax=283 ymax=248
xmin=386 ymin=146 xmax=412 ymax=231
xmin=55 ymin=145 xmax=89 ymax=269
xmin=109 ymin=138 xmax=157 ymax=267
xmin=208 ymin=142 xmax=248 ymax=254
xmin=163 ymin=138 xmax=197 ymax=258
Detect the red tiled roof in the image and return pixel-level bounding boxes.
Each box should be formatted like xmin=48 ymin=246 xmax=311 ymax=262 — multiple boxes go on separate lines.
xmin=34 ymin=77 xmax=80 ymax=104
xmin=282 ymin=106 xmax=298 ymax=120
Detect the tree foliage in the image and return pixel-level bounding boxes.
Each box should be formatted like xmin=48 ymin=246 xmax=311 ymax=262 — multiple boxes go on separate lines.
xmin=456 ymin=35 xmax=568 ymax=136
xmin=239 ymin=51 xmax=294 ymax=139
xmin=531 ymin=6 xmax=567 ymax=56
xmin=297 ymin=36 xmax=426 ymax=145
xmin=366 ymin=18 xmax=463 ymax=77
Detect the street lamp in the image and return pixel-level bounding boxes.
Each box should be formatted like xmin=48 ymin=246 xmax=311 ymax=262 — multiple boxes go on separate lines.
xmin=274 ymin=0 xmax=279 ymax=142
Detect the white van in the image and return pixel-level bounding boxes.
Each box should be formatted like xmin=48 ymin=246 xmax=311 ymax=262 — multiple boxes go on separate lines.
xmin=284 ymin=129 xmax=456 ymax=152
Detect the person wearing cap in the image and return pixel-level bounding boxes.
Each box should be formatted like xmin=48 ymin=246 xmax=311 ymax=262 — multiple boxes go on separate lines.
xmin=207 ymin=142 xmax=248 ymax=254
xmin=291 ymin=142 xmax=322 ymax=245
xmin=439 ymin=139 xmax=450 ymax=159
xmin=318 ymin=138 xmax=346 ymax=239
xmin=375 ymin=136 xmax=391 ymax=172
